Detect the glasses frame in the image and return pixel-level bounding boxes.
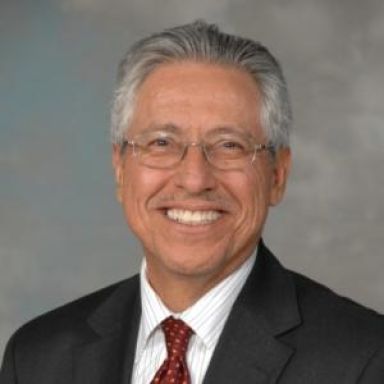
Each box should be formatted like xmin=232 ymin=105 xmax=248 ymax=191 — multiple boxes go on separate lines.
xmin=120 ymin=136 xmax=275 ymax=171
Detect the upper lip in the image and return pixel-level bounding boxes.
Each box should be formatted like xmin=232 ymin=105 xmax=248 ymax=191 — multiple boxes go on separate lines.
xmin=154 ymin=200 xmax=230 ymax=213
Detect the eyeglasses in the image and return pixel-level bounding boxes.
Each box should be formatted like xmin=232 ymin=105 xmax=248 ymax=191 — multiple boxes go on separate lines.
xmin=120 ymin=130 xmax=275 ymax=171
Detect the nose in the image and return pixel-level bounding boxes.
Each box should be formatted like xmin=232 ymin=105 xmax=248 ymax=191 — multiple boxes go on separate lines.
xmin=174 ymin=144 xmax=217 ymax=194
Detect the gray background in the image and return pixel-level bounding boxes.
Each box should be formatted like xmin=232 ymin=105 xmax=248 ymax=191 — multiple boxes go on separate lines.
xmin=1 ymin=0 xmax=383 ymax=356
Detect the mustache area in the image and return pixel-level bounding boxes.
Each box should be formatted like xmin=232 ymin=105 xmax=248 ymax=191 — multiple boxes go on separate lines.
xmin=149 ymin=192 xmax=233 ymax=213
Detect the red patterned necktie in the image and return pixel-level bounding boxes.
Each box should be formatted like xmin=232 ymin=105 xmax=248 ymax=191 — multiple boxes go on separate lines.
xmin=151 ymin=316 xmax=194 ymax=384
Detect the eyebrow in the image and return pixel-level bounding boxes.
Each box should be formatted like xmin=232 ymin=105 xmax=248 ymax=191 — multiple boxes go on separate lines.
xmin=207 ymin=126 xmax=253 ymax=137
xmin=136 ymin=123 xmax=182 ymax=135
xmin=135 ymin=123 xmax=253 ymax=137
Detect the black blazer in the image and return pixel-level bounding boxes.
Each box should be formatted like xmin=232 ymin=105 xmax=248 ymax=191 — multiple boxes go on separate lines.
xmin=1 ymin=242 xmax=384 ymax=383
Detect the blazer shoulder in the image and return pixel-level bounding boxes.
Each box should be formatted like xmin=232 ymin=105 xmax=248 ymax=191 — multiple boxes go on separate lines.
xmin=8 ymin=274 xmax=140 ymax=351
xmin=289 ymin=270 xmax=384 ymax=347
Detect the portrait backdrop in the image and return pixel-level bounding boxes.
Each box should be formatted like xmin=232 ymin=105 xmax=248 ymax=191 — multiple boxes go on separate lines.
xmin=1 ymin=0 xmax=383 ymax=355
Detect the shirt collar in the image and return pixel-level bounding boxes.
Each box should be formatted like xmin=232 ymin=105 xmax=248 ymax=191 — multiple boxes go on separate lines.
xmin=138 ymin=250 xmax=256 ymax=353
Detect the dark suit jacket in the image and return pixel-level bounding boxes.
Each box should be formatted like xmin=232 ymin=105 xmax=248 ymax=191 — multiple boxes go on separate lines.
xmin=1 ymin=242 xmax=384 ymax=383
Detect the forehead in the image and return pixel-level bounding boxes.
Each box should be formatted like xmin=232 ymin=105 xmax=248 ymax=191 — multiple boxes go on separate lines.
xmin=129 ymin=61 xmax=263 ymax=137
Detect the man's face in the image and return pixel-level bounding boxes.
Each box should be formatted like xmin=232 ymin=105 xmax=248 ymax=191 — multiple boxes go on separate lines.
xmin=113 ymin=62 xmax=290 ymax=292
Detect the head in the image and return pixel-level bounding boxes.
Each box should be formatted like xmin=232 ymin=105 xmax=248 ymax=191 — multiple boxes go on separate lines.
xmin=111 ymin=20 xmax=292 ymax=149
xmin=111 ymin=21 xmax=292 ymax=304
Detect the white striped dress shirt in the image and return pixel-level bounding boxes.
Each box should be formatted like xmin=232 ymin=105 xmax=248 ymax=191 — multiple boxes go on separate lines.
xmin=131 ymin=251 xmax=256 ymax=384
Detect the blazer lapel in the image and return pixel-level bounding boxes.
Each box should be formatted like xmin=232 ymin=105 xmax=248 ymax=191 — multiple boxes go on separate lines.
xmin=204 ymin=242 xmax=301 ymax=384
xmin=73 ymin=276 xmax=141 ymax=384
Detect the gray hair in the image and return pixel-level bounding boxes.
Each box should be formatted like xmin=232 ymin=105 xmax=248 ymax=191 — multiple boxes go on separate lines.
xmin=110 ymin=20 xmax=292 ymax=148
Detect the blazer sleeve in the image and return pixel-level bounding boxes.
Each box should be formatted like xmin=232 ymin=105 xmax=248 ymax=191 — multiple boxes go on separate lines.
xmin=358 ymin=346 xmax=384 ymax=383
xmin=0 ymin=335 xmax=17 ymax=384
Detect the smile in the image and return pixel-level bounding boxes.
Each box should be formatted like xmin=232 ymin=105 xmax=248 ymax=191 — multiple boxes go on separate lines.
xmin=166 ymin=209 xmax=222 ymax=225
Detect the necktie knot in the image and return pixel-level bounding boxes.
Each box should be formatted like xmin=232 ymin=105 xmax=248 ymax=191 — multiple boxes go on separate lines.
xmin=151 ymin=316 xmax=194 ymax=384
xmin=161 ymin=316 xmax=193 ymax=359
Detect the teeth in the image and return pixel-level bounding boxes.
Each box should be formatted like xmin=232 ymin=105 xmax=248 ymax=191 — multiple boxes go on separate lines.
xmin=166 ymin=209 xmax=221 ymax=225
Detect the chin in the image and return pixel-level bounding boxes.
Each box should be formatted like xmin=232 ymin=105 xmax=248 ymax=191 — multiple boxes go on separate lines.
xmin=153 ymin=242 xmax=235 ymax=280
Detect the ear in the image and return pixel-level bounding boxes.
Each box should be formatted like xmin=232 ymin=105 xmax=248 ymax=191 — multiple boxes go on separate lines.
xmin=269 ymin=147 xmax=291 ymax=206
xmin=112 ymin=144 xmax=124 ymax=203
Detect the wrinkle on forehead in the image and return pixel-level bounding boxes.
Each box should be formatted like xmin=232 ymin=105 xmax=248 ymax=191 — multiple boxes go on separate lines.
xmin=129 ymin=61 xmax=264 ymax=139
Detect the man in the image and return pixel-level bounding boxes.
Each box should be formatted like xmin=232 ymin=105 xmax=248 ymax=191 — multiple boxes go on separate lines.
xmin=1 ymin=20 xmax=384 ymax=384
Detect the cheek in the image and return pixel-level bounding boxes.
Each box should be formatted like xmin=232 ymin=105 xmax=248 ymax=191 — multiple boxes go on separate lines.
xmin=230 ymin=168 xmax=272 ymax=228
xmin=122 ymin=164 xmax=160 ymax=200
xmin=120 ymin=165 xmax=170 ymax=222
xmin=242 ymin=166 xmax=271 ymax=204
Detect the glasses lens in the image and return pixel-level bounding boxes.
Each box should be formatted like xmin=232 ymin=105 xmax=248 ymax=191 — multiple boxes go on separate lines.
xmin=135 ymin=132 xmax=182 ymax=168
xmin=206 ymin=136 xmax=252 ymax=170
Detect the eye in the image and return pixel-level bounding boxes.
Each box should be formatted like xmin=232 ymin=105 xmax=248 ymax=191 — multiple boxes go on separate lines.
xmin=221 ymin=140 xmax=245 ymax=150
xmin=208 ymin=136 xmax=250 ymax=160
xmin=150 ymin=137 xmax=171 ymax=147
xmin=143 ymin=135 xmax=178 ymax=152
xmin=215 ymin=139 xmax=247 ymax=152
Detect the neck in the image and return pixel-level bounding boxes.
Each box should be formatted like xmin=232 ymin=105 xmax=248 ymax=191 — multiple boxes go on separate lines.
xmin=147 ymin=271 xmax=218 ymax=313
xmin=145 ymin=254 xmax=254 ymax=313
